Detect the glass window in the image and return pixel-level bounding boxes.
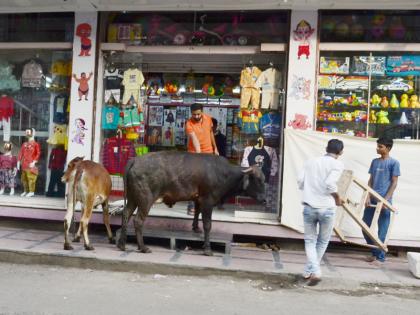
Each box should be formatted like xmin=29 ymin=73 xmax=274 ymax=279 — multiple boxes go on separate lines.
xmin=0 ymin=13 xmax=74 ymax=42
xmin=317 ymin=51 xmax=420 ymax=140
xmin=99 ymin=52 xmax=286 ymax=215
xmin=320 ymin=10 xmax=420 ymax=43
xmin=0 ymin=50 xmax=72 ymax=198
xmin=104 ymin=11 xmax=289 ymax=46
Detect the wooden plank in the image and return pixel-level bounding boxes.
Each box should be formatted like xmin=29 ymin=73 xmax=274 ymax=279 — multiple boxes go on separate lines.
xmin=334 ymin=227 xmax=346 ymax=243
xmin=385 ymin=211 xmax=396 ymax=245
xmin=342 ymin=203 xmax=387 ymax=252
xmin=352 ymin=178 xmax=396 ymax=212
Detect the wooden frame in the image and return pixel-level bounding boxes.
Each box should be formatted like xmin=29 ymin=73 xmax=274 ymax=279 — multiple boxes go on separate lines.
xmin=334 ymin=171 xmax=397 ymax=252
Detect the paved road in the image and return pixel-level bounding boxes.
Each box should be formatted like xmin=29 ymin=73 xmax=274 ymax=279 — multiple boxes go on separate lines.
xmin=0 ymin=262 xmax=419 ymax=315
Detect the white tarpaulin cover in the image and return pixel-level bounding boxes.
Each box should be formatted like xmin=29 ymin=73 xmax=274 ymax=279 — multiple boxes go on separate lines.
xmin=281 ymin=129 xmax=420 ymax=241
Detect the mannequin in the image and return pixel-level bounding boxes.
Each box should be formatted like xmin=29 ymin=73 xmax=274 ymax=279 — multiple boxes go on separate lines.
xmin=0 ymin=142 xmax=17 ymax=195
xmin=17 ymin=128 xmax=41 ymax=197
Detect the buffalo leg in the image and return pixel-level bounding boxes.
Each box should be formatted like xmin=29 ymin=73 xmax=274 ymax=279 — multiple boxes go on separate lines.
xmin=201 ymin=208 xmax=213 ymax=256
xmin=102 ymin=200 xmax=115 ymax=244
xmin=133 ymin=206 xmax=152 ymax=253
xmin=192 ymin=200 xmax=201 ymax=233
xmin=117 ymin=198 xmax=136 ymax=251
xmin=80 ymin=195 xmax=94 ymax=250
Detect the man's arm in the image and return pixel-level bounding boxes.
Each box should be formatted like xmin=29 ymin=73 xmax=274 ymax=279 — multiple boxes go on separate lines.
xmin=188 ymin=132 xmax=201 ymax=153
xmin=384 ymin=176 xmax=398 ymax=201
xmin=210 ymin=131 xmax=219 ymax=155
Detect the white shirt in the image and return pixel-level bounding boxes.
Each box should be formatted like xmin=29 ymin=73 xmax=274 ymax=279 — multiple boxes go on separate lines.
xmin=297 ymin=154 xmax=344 ymax=208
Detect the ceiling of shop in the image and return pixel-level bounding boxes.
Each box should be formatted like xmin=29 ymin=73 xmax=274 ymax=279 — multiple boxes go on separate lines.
xmin=1 ymin=0 xmax=420 ymax=13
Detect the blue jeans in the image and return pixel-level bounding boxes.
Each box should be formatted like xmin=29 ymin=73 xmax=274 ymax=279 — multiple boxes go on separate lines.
xmin=303 ymin=205 xmax=336 ymax=277
xmin=362 ymin=206 xmax=391 ymax=262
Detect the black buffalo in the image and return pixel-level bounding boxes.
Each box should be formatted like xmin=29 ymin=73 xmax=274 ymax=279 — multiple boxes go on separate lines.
xmin=117 ymin=151 xmax=266 ymax=256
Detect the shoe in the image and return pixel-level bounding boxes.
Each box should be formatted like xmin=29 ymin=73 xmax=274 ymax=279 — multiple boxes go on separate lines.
xmin=302 ymin=273 xmax=311 ymax=280
xmin=26 ymin=192 xmax=35 ymax=197
xmin=364 ymin=255 xmax=377 ymax=262
xmin=307 ymin=275 xmax=322 ymax=286
xmin=370 ymin=259 xmax=384 ymax=267
xmin=20 ymin=192 xmax=27 ymax=197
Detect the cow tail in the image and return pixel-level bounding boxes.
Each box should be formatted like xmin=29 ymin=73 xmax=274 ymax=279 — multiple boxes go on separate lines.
xmin=123 ymin=159 xmax=135 ymax=210
xmin=70 ymin=167 xmax=82 ymax=236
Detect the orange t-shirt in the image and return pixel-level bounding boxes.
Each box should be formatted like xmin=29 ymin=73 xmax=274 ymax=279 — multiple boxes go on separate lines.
xmin=185 ymin=113 xmax=214 ymax=153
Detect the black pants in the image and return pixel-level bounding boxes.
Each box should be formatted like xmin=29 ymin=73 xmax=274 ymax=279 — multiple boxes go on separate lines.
xmin=46 ymin=169 xmax=65 ymax=197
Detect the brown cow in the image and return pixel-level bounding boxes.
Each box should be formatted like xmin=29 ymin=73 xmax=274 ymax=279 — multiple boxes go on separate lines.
xmin=61 ymin=157 xmax=114 ymax=250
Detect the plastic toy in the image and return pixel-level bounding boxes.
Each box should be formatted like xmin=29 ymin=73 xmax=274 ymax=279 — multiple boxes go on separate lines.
xmin=380 ymin=96 xmax=389 ymax=108
xmin=371 ymin=94 xmax=381 ymax=108
xmin=409 ymin=95 xmax=420 ymax=108
xmin=371 ymin=14 xmax=386 ymax=39
xmin=370 ymin=110 xmax=377 ymax=123
xmin=377 ymin=78 xmax=412 ymax=92
xmin=400 ymin=94 xmax=409 ymax=108
xmin=335 ymin=22 xmax=350 ymax=38
xmin=345 ymin=129 xmax=355 ymax=136
xmin=376 ymin=110 xmax=390 ymax=124
xmin=342 ymin=112 xmax=353 ymax=121
xmin=321 ymin=19 xmax=336 ymax=36
xmin=390 ymin=94 xmax=400 ymax=108
xmin=355 ymin=131 xmax=366 ymax=137
xmin=399 ymin=112 xmax=409 ymax=125
xmin=350 ymin=23 xmax=364 ymax=39
xmin=353 ymin=110 xmax=367 ymax=122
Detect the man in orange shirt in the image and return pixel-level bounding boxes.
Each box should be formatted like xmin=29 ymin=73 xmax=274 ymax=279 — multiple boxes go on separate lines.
xmin=185 ymin=103 xmax=218 ymax=215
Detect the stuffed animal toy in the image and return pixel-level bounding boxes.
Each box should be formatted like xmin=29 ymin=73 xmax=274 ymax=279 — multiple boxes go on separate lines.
xmin=390 ymin=94 xmax=399 ymax=108
xmin=409 ymin=95 xmax=420 ymax=108
xmin=380 ymin=96 xmax=389 ymax=108
xmin=370 ymin=110 xmax=377 ymax=123
xmin=371 ymin=94 xmax=381 ymax=108
xmin=376 ymin=110 xmax=389 ymax=124
xmin=400 ymin=94 xmax=409 ymax=108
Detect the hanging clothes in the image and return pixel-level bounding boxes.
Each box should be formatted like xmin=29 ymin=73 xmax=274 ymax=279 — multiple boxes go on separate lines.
xmin=46 ymin=147 xmax=67 ymax=197
xmin=237 ymin=109 xmax=262 ymax=134
xmin=260 ymin=112 xmax=281 ymax=140
xmin=256 ymin=68 xmax=281 ymax=109
xmin=122 ymin=68 xmax=144 ymax=105
xmin=102 ymin=105 xmax=121 ymax=130
xmin=241 ymin=145 xmax=278 ymax=183
xmin=104 ymin=67 xmax=124 ymax=90
xmin=102 ymin=136 xmax=136 ymax=175
xmin=0 ymin=95 xmax=14 ymax=142
xmin=240 ymin=66 xmax=262 ymax=109
xmin=21 ymin=60 xmax=44 ymax=88
xmin=53 ymin=94 xmax=69 ymax=124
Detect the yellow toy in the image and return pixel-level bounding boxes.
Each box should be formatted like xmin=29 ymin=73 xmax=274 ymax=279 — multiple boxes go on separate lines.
xmin=390 ymin=94 xmax=399 ymax=108
xmin=370 ymin=110 xmax=377 ymax=123
xmin=376 ymin=110 xmax=390 ymax=124
xmin=400 ymin=94 xmax=409 ymax=108
xmin=409 ymin=95 xmax=420 ymax=108
xmin=380 ymin=96 xmax=389 ymax=108
xmin=371 ymin=94 xmax=381 ymax=108
xmin=342 ymin=111 xmax=353 ymax=121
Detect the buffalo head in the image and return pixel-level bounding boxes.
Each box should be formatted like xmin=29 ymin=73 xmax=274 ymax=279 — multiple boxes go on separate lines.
xmin=62 ymin=156 xmax=84 ymax=183
xmin=242 ymin=165 xmax=266 ymax=204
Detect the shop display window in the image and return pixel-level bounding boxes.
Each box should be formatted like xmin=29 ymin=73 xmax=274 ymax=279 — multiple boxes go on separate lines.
xmin=0 ymin=50 xmax=72 ymax=198
xmin=320 ymin=10 xmax=420 ymax=43
xmin=317 ymin=52 xmax=420 ymax=140
xmin=0 ymin=13 xmax=74 ymax=42
xmin=104 ymin=11 xmax=288 ymax=46
xmin=99 ymin=52 xmax=286 ymax=214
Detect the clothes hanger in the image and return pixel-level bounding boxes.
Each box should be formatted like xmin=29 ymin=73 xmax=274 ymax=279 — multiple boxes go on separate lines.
xmin=255 ymin=136 xmax=264 ymax=149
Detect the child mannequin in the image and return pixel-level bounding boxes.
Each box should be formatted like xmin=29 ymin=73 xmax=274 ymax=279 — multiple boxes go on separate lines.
xmin=0 ymin=142 xmax=17 ymax=195
xmin=17 ymin=128 xmax=41 ymax=197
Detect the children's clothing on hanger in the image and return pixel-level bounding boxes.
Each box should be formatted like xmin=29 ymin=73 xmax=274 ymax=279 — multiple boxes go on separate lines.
xmin=0 ymin=95 xmax=14 ymax=142
xmin=102 ymin=136 xmax=136 ymax=174
xmin=122 ymin=68 xmax=144 ymax=105
xmin=260 ymin=112 xmax=281 ymax=140
xmin=53 ymin=94 xmax=69 ymax=124
xmin=105 ymin=67 xmax=123 ymax=90
xmin=241 ymin=145 xmax=278 ymax=183
xmin=237 ymin=109 xmax=262 ymax=134
xmin=256 ymin=68 xmax=281 ymax=109
xmin=240 ymin=66 xmax=262 ymax=109
xmin=21 ymin=60 xmax=44 ymax=88
xmin=102 ymin=104 xmax=121 ymax=130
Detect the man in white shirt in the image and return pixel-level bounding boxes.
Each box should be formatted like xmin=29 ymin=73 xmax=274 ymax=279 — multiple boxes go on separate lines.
xmin=297 ymin=139 xmax=344 ymax=286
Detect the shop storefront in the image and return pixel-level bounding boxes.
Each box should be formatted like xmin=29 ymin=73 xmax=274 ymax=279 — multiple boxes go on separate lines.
xmin=0 ymin=12 xmax=74 ymax=211
xmin=92 ymin=10 xmax=289 ymax=222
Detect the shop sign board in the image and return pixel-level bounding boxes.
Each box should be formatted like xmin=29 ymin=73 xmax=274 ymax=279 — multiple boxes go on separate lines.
xmin=386 ymin=55 xmax=420 ymax=76
xmin=67 ymin=12 xmax=98 ymax=163
xmin=285 ymin=11 xmax=318 ymax=131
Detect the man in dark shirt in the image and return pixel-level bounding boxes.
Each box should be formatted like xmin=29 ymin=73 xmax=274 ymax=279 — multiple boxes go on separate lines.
xmin=212 ymin=118 xmax=226 ymax=158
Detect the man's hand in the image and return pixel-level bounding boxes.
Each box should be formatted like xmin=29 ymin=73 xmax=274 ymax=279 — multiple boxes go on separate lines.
xmin=335 ymin=196 xmax=344 ymax=206
xmin=214 ymin=148 xmax=219 ymax=156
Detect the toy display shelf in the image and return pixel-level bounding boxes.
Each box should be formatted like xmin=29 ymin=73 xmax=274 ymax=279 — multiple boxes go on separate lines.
xmin=316 ymin=120 xmax=367 ymax=125
xmin=318 ymin=105 xmax=367 ymax=111
xmin=146 ymin=102 xmax=240 ymax=108
xmin=369 ymin=107 xmax=418 ymax=112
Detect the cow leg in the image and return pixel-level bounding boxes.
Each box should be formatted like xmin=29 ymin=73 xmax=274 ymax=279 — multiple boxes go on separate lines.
xmin=63 ymin=192 xmax=74 ymax=250
xmin=133 ymin=207 xmax=152 ymax=253
xmin=201 ymin=208 xmax=213 ymax=256
xmin=102 ymin=200 xmax=115 ymax=244
xmin=192 ymin=200 xmax=201 ymax=233
xmin=73 ymin=223 xmax=82 ymax=242
xmin=117 ymin=198 xmax=137 ymax=251
xmin=80 ymin=196 xmax=95 ymax=250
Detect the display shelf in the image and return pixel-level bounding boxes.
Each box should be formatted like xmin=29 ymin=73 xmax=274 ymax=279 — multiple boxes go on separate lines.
xmin=316 ymin=120 xmax=367 ymax=124
xmin=318 ymin=105 xmax=367 ymax=111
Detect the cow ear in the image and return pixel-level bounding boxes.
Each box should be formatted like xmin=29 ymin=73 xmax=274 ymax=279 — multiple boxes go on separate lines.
xmin=242 ymin=174 xmax=249 ymax=190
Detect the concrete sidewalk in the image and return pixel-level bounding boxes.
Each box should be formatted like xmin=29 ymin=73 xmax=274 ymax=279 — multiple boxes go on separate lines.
xmin=0 ymin=218 xmax=419 ymax=293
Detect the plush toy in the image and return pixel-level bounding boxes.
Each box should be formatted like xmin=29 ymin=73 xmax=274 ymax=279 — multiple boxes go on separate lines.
xmin=370 ymin=110 xmax=377 ymax=123
xmin=380 ymin=96 xmax=389 ymax=108
xmin=390 ymin=94 xmax=399 ymax=108
xmin=400 ymin=94 xmax=409 ymax=108
xmin=376 ymin=110 xmax=390 ymax=124
xmin=371 ymin=94 xmax=381 ymax=108
xmin=409 ymin=95 xmax=420 ymax=108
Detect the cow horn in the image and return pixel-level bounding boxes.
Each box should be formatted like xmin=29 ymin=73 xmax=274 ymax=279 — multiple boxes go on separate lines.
xmin=242 ymin=167 xmax=253 ymax=174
